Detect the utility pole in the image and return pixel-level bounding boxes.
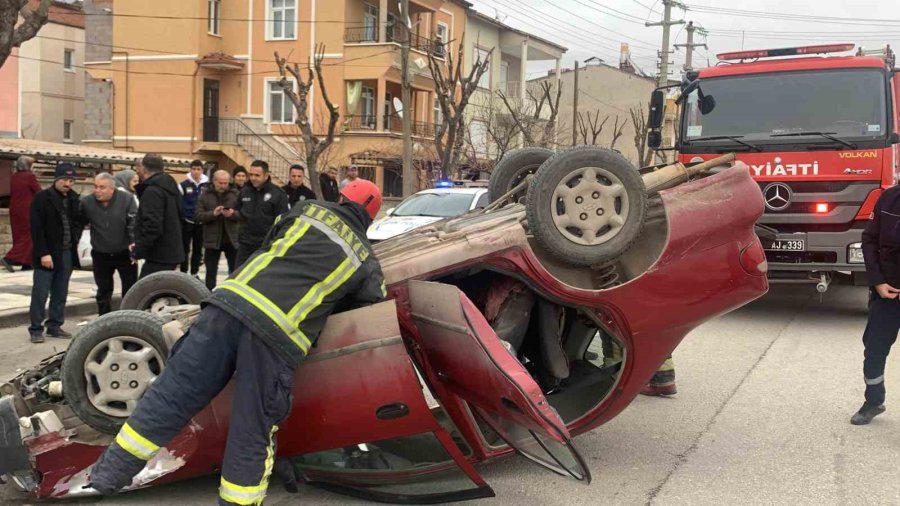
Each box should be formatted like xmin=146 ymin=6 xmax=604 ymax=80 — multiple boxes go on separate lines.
xmin=646 ymin=0 xmax=684 ymax=87
xmin=674 ymin=21 xmax=707 ymax=73
xmin=400 ymin=0 xmax=415 ymax=195
xmin=572 ymin=61 xmax=579 ymax=146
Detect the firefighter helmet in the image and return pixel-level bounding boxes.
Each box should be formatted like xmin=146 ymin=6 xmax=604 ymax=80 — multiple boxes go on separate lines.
xmin=340 ymin=179 xmax=382 ymax=219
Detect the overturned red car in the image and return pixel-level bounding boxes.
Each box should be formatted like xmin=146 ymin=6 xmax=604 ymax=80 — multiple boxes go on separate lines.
xmin=0 ymin=148 xmax=768 ymax=503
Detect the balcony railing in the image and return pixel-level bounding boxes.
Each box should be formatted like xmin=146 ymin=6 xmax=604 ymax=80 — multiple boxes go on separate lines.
xmin=384 ymin=114 xmax=438 ymax=138
xmin=344 ymin=25 xmax=444 ymax=57
xmin=345 ymin=114 xmax=377 ymax=130
xmin=344 ymin=26 xmax=378 ymax=44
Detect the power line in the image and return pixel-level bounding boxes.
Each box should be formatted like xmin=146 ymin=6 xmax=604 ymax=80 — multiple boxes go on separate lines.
xmin=685 ymin=4 xmax=900 ymax=28
xmin=532 ymin=0 xmax=659 ymax=49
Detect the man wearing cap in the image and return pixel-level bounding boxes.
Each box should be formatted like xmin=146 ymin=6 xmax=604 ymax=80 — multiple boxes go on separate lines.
xmin=28 ymin=163 xmax=83 ymax=343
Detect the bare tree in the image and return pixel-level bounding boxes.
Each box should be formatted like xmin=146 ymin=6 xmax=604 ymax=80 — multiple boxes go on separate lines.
xmin=609 ymin=115 xmax=626 ymax=150
xmin=576 ymin=110 xmax=608 ymax=146
xmin=0 ymin=0 xmax=51 ymax=69
xmin=630 ymin=104 xmax=653 ymax=167
xmin=428 ymin=36 xmax=492 ymax=179
xmin=274 ymin=44 xmax=340 ymax=199
xmin=497 ymin=80 xmax=562 ymax=148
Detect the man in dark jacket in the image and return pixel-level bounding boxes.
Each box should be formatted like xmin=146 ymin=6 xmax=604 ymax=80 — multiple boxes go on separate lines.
xmin=180 ymin=160 xmax=209 ymax=277
xmin=28 ymin=163 xmax=82 ymax=343
xmin=134 ymin=154 xmax=185 ymax=278
xmin=80 ymin=173 xmax=138 ymax=315
xmin=852 ymin=186 xmax=900 ymax=425
xmin=319 ymin=166 xmax=340 ymax=202
xmin=196 ymin=170 xmax=240 ymax=290
xmin=234 ymin=160 xmax=289 ymax=267
xmin=89 ymin=180 xmax=386 ymax=505
xmin=283 ymin=164 xmax=316 ymax=208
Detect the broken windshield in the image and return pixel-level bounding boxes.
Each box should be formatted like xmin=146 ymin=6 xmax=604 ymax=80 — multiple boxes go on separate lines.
xmin=683 ymin=68 xmax=887 ymax=144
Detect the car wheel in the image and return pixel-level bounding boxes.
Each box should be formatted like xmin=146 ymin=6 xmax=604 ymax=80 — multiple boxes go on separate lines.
xmin=61 ymin=311 xmax=168 ymax=435
xmin=526 ymin=146 xmax=647 ymax=267
xmin=121 ymin=271 xmax=211 ymax=313
xmin=488 ymin=147 xmax=555 ymax=204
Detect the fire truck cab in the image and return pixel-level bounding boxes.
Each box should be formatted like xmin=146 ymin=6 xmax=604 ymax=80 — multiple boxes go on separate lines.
xmin=648 ymin=43 xmax=900 ymax=292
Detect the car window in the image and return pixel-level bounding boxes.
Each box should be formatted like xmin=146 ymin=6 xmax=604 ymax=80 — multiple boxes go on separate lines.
xmin=473 ymin=192 xmax=490 ymax=209
xmin=392 ymin=193 xmax=475 ymax=218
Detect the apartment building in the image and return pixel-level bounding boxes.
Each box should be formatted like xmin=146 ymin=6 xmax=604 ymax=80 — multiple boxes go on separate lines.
xmin=85 ymin=0 xmax=467 ymax=194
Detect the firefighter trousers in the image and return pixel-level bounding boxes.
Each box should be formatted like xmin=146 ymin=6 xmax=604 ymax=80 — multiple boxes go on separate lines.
xmin=89 ymin=305 xmax=295 ymax=505
xmin=862 ymin=294 xmax=900 ymax=407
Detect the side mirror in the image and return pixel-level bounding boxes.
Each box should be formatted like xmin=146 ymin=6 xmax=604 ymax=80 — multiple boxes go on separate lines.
xmin=891 ymin=132 xmax=900 ymax=145
xmin=698 ymin=91 xmax=717 ymax=115
xmin=648 ymin=90 xmax=665 ymax=130
xmin=385 ymin=207 xmax=395 ymax=216
xmin=648 ymin=131 xmax=662 ymax=150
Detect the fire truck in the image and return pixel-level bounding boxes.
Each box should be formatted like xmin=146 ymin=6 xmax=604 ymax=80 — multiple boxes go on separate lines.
xmin=647 ymin=43 xmax=900 ymax=292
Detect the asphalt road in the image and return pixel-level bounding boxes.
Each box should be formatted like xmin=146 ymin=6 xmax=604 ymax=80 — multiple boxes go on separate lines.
xmin=2 ymin=284 xmax=898 ymax=505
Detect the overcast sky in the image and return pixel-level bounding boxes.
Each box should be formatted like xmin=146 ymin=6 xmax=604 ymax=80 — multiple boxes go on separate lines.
xmin=466 ymin=0 xmax=900 ymax=79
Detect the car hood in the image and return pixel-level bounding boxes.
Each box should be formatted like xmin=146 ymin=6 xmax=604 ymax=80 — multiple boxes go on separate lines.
xmin=367 ymin=215 xmax=444 ymax=241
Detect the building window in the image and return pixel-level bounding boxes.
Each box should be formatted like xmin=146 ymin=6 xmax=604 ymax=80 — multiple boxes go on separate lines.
xmin=361 ymin=86 xmax=375 ymax=129
xmin=470 ymin=120 xmax=488 ymax=156
xmin=267 ymin=80 xmax=294 ymax=124
xmin=363 ymin=3 xmax=378 ymax=42
xmin=433 ymin=95 xmax=442 ymax=126
xmin=268 ymin=0 xmax=297 ymax=40
xmin=474 ymin=47 xmax=490 ymax=89
xmin=208 ymin=0 xmax=221 ymax=35
xmin=63 ymin=120 xmax=73 ymax=142
xmin=63 ymin=49 xmax=74 ymax=71
xmin=435 ymin=23 xmax=448 ymax=56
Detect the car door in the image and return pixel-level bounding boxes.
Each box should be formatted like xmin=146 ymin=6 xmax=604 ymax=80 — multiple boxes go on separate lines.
xmin=278 ymin=300 xmax=495 ymax=503
xmin=408 ymin=281 xmax=592 ymax=482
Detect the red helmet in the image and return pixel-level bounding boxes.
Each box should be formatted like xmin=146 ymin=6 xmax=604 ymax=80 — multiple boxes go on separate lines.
xmin=340 ymin=178 xmax=382 ymax=219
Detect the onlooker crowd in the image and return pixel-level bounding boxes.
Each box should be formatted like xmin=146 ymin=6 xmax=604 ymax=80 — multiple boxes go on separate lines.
xmin=180 ymin=160 xmax=209 ymax=278
xmin=196 ymin=170 xmax=239 ymax=290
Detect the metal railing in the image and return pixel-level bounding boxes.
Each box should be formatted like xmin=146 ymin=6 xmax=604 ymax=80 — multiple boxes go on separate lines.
xmin=383 ymin=114 xmax=438 ymax=138
xmin=344 ymin=114 xmax=377 ymax=130
xmin=344 ymin=24 xmax=443 ymax=57
xmin=219 ymin=118 xmax=293 ymax=182
xmin=344 ymin=26 xmax=378 ymax=44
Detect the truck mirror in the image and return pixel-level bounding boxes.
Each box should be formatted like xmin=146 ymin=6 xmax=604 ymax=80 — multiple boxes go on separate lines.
xmin=891 ymin=132 xmax=900 ymax=145
xmin=648 ymin=90 xmax=665 ymax=129
xmin=648 ymin=130 xmax=662 ymax=150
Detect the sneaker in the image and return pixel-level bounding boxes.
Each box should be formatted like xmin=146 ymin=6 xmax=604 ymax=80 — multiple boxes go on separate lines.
xmin=640 ymin=383 xmax=677 ymax=397
xmin=851 ymin=402 xmax=886 ymax=425
xmin=0 ymin=257 xmax=13 ymax=273
xmin=47 ymin=329 xmax=73 ymax=339
xmin=30 ymin=333 xmax=45 ymax=344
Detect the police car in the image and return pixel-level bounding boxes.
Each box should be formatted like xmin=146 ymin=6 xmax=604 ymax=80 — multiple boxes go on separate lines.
xmin=366 ymin=181 xmax=489 ymax=242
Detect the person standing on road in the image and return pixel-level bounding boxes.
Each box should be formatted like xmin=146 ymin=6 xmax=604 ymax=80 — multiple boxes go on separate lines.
xmin=196 ymin=170 xmax=240 ymax=290
xmin=27 ymin=163 xmax=82 ymax=343
xmin=113 ymin=168 xmax=140 ymax=207
xmin=852 ymin=186 xmax=900 ymax=425
xmin=640 ymin=356 xmax=677 ymax=397
xmin=234 ymin=160 xmax=288 ymax=267
xmin=319 ymin=166 xmax=340 ymax=202
xmin=80 ymin=173 xmax=138 ymax=315
xmin=283 ymin=164 xmax=316 ymax=208
xmin=339 ymin=164 xmax=360 ymax=190
xmin=232 ymin=165 xmax=248 ymax=192
xmin=88 ymin=180 xmax=387 ymax=506
xmin=180 ymin=160 xmax=209 ymax=278
xmin=1 ymin=156 xmax=41 ymax=273
xmin=133 ymin=154 xmax=185 ymax=278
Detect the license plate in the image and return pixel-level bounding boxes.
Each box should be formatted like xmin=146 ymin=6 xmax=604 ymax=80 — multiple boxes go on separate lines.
xmin=767 ymin=239 xmax=806 ymax=251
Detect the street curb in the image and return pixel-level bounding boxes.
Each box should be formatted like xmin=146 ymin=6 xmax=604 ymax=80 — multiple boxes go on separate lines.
xmin=0 ymin=297 xmax=120 ymax=330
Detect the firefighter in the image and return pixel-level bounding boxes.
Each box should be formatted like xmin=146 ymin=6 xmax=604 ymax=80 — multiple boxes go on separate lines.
xmin=851 ymin=185 xmax=900 ymax=425
xmin=88 ymin=179 xmax=386 ymax=504
xmin=640 ymin=356 xmax=677 ymax=397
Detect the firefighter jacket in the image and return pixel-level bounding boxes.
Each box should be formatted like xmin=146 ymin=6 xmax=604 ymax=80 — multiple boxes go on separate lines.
xmin=862 ymin=185 xmax=900 ymax=288
xmin=207 ymin=200 xmax=387 ymax=367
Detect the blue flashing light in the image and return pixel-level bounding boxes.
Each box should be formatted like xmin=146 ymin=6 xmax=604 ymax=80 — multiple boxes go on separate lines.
xmin=435 ymin=180 xmax=453 ymax=188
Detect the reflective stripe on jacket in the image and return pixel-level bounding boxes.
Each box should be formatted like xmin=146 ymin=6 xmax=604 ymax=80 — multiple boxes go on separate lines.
xmin=207 ymin=200 xmax=386 ymax=366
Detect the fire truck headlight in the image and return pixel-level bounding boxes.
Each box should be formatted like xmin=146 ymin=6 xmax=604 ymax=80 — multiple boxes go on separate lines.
xmin=848 ymin=243 xmax=865 ymax=264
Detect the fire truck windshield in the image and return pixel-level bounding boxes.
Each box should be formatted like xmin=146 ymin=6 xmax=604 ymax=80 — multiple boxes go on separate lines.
xmin=682 ymin=68 xmax=887 ymax=149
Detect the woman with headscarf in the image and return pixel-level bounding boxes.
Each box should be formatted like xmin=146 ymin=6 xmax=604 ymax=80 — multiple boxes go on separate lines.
xmin=113 ymin=168 xmax=140 ymax=206
xmin=2 ymin=156 xmax=42 ymax=272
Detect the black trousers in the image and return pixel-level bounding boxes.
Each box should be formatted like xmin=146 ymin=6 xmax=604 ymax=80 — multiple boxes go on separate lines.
xmin=92 ymin=250 xmax=138 ymax=315
xmin=28 ymin=252 xmax=73 ymax=335
xmin=235 ymin=242 xmax=262 ymax=270
xmin=204 ymin=243 xmax=237 ymax=290
xmin=89 ymin=306 xmax=294 ymax=505
xmin=862 ymin=293 xmax=900 ymax=406
xmin=181 ymin=221 xmax=204 ymax=275
xmin=140 ymin=261 xmax=178 ymax=279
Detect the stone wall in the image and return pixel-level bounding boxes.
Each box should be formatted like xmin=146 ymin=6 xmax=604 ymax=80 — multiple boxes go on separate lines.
xmin=0 ymin=210 xmax=11 ymax=258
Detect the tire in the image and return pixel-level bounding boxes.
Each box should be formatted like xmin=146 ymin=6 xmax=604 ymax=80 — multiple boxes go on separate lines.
xmin=526 ymin=146 xmax=647 ymax=266
xmin=62 ymin=311 xmax=168 ymax=435
xmin=488 ymin=147 xmax=555 ymax=204
xmin=121 ymin=271 xmax=211 ymax=313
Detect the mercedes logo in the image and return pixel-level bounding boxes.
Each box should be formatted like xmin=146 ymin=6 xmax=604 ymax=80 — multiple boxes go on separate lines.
xmin=763 ymin=183 xmax=792 ymax=212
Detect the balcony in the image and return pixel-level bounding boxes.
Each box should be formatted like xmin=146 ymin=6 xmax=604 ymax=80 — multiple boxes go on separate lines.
xmin=343 ymin=25 xmax=444 ymax=57
xmin=344 ymin=113 xmax=438 ymax=138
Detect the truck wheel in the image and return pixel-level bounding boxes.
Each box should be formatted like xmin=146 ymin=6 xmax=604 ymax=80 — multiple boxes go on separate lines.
xmin=61 ymin=311 xmax=168 ymax=435
xmin=526 ymin=147 xmax=647 ymax=266
xmin=489 ymin=148 xmax=555 ymax=204
xmin=121 ymin=271 xmax=211 ymax=313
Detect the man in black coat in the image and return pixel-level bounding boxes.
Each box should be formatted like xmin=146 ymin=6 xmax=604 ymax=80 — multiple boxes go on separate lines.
xmin=134 ymin=154 xmax=185 ymax=278
xmin=234 ymin=160 xmax=288 ymax=267
xmin=852 ymin=185 xmax=900 ymax=425
xmin=319 ymin=166 xmax=340 ymax=202
xmin=28 ymin=163 xmax=82 ymax=343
